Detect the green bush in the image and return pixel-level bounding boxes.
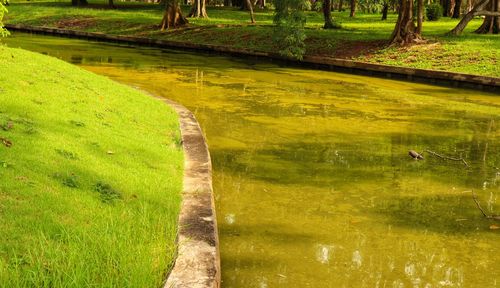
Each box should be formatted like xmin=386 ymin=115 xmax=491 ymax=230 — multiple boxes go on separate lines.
xmin=273 ymin=0 xmax=310 ymax=59
xmin=0 ymin=1 xmax=9 ymax=37
xmin=313 ymin=1 xmax=323 ymax=12
xmin=426 ymin=3 xmax=443 ymax=21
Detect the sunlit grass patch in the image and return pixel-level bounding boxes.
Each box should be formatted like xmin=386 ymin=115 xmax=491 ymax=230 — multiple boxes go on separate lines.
xmin=3 ymin=1 xmax=499 ymax=77
xmin=0 ymin=46 xmax=183 ymax=286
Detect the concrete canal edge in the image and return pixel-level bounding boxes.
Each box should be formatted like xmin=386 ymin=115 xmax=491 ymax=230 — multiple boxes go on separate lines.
xmin=157 ymin=97 xmax=221 ymax=288
xmin=5 ymin=24 xmax=500 ymax=93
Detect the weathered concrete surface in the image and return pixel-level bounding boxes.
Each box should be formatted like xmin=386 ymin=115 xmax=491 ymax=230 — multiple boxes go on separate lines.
xmin=159 ymin=99 xmax=220 ymax=288
xmin=5 ymin=24 xmax=500 ymax=92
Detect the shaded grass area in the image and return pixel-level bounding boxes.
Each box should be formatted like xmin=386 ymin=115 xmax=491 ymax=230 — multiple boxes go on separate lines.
xmin=0 ymin=46 xmax=183 ymax=286
xmin=3 ymin=1 xmax=500 ymax=77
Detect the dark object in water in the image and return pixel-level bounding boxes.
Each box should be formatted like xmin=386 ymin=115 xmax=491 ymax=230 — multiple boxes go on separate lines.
xmin=409 ymin=150 xmax=424 ymax=160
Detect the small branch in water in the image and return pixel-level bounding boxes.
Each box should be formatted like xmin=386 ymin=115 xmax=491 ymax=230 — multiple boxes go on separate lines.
xmin=472 ymin=190 xmax=500 ymax=221
xmin=424 ymin=149 xmax=469 ymax=167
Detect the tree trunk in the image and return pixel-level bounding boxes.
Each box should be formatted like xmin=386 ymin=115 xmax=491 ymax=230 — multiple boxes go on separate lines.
xmin=452 ymin=0 xmax=462 ymax=17
xmin=323 ymin=0 xmax=336 ymax=28
xmin=448 ymin=0 xmax=493 ymax=34
xmin=350 ymin=0 xmax=356 ymax=16
xmin=231 ymin=0 xmax=242 ymax=7
xmin=390 ymin=0 xmax=421 ymax=44
xmin=109 ymin=0 xmax=116 ymax=8
xmin=224 ymin=0 xmax=232 ymax=6
xmin=189 ymin=0 xmax=208 ymax=17
xmin=416 ymin=0 xmax=423 ymax=33
xmin=467 ymin=0 xmax=473 ymax=12
xmin=71 ymin=0 xmax=88 ymax=6
xmin=338 ymin=0 xmax=343 ymax=11
xmin=161 ymin=1 xmax=189 ymax=30
xmin=381 ymin=3 xmax=389 ymax=20
xmin=245 ymin=0 xmax=256 ymax=23
xmin=475 ymin=0 xmax=500 ymax=33
xmin=441 ymin=0 xmax=452 ymax=15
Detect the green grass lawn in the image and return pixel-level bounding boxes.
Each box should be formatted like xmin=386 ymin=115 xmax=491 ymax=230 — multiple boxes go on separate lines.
xmin=3 ymin=1 xmax=499 ymax=76
xmin=0 ymin=45 xmax=183 ymax=287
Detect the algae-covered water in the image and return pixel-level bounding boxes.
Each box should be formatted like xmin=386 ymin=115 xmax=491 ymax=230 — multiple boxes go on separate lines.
xmin=6 ymin=33 xmax=499 ymax=288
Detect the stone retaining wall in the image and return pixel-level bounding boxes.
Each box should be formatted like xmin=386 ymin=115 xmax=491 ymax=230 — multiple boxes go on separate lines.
xmin=156 ymin=97 xmax=220 ymax=288
xmin=5 ymin=24 xmax=499 ymax=93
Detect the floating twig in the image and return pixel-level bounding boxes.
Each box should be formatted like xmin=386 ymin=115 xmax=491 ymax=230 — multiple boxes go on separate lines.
xmin=472 ymin=190 xmax=500 ymax=221
xmin=425 ymin=149 xmax=469 ymax=167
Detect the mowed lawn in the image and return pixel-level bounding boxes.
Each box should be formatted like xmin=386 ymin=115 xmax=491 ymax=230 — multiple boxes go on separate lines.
xmin=4 ymin=1 xmax=499 ymax=77
xmin=0 ymin=46 xmax=183 ymax=287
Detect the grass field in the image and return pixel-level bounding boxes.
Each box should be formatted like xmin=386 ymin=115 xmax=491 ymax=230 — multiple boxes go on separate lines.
xmin=3 ymin=1 xmax=499 ymax=77
xmin=0 ymin=45 xmax=183 ymax=287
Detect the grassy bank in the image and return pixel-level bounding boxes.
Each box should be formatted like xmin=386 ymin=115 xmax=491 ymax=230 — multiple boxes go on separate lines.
xmin=3 ymin=1 xmax=499 ymax=77
xmin=0 ymin=45 xmax=183 ymax=286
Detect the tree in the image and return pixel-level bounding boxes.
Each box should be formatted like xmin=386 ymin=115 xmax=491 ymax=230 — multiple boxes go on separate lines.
xmin=160 ymin=0 xmax=188 ymax=30
xmin=339 ymin=0 xmax=344 ymax=11
xmin=255 ymin=0 xmax=266 ymax=9
xmin=441 ymin=0 xmax=452 ymax=15
xmin=452 ymin=0 xmax=462 ymax=17
xmin=475 ymin=0 xmax=499 ymax=33
xmin=273 ymin=0 xmax=310 ymax=59
xmin=323 ymin=0 xmax=340 ymax=28
xmin=350 ymin=0 xmax=356 ymax=16
xmin=245 ymin=0 xmax=256 ymax=23
xmin=0 ymin=0 xmax=8 ymax=38
xmin=389 ymin=0 xmax=424 ymax=44
xmin=70 ymin=0 xmax=114 ymax=8
xmin=449 ymin=0 xmax=500 ymax=34
xmin=71 ymin=0 xmax=88 ymax=6
xmin=188 ymin=0 xmax=208 ymax=18
xmin=381 ymin=0 xmax=389 ymax=20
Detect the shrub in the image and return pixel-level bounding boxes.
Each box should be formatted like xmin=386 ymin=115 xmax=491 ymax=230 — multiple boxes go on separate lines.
xmin=273 ymin=0 xmax=310 ymax=59
xmin=426 ymin=3 xmax=443 ymax=21
xmin=313 ymin=0 xmax=323 ymax=12
xmin=0 ymin=1 xmax=9 ymax=37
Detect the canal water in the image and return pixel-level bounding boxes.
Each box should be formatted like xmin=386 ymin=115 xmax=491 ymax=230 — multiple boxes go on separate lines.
xmin=5 ymin=33 xmax=499 ymax=287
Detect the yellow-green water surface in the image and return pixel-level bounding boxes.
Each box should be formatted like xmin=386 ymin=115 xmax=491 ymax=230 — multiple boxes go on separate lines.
xmin=5 ymin=33 xmax=499 ymax=288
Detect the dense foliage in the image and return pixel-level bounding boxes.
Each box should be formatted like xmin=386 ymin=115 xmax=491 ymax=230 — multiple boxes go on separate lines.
xmin=0 ymin=1 xmax=9 ymax=37
xmin=273 ymin=0 xmax=310 ymax=59
xmin=426 ymin=3 xmax=443 ymax=21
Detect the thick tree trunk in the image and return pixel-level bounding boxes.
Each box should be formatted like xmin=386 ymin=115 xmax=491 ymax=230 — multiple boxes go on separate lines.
xmin=338 ymin=0 xmax=343 ymax=11
xmin=245 ymin=0 xmax=256 ymax=23
xmin=390 ymin=0 xmax=422 ymax=44
xmin=467 ymin=0 xmax=473 ymax=11
xmin=323 ymin=0 xmax=336 ymax=28
xmin=441 ymin=0 xmax=451 ymax=15
xmin=448 ymin=0 xmax=494 ymax=34
xmin=189 ymin=0 xmax=208 ymax=17
xmin=475 ymin=0 xmax=500 ymax=33
xmin=452 ymin=0 xmax=462 ymax=17
xmin=350 ymin=0 xmax=356 ymax=16
xmin=109 ymin=0 xmax=116 ymax=8
xmin=161 ymin=1 xmax=189 ymax=30
xmin=381 ymin=3 xmax=389 ymax=20
xmin=416 ymin=0 xmax=423 ymax=33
